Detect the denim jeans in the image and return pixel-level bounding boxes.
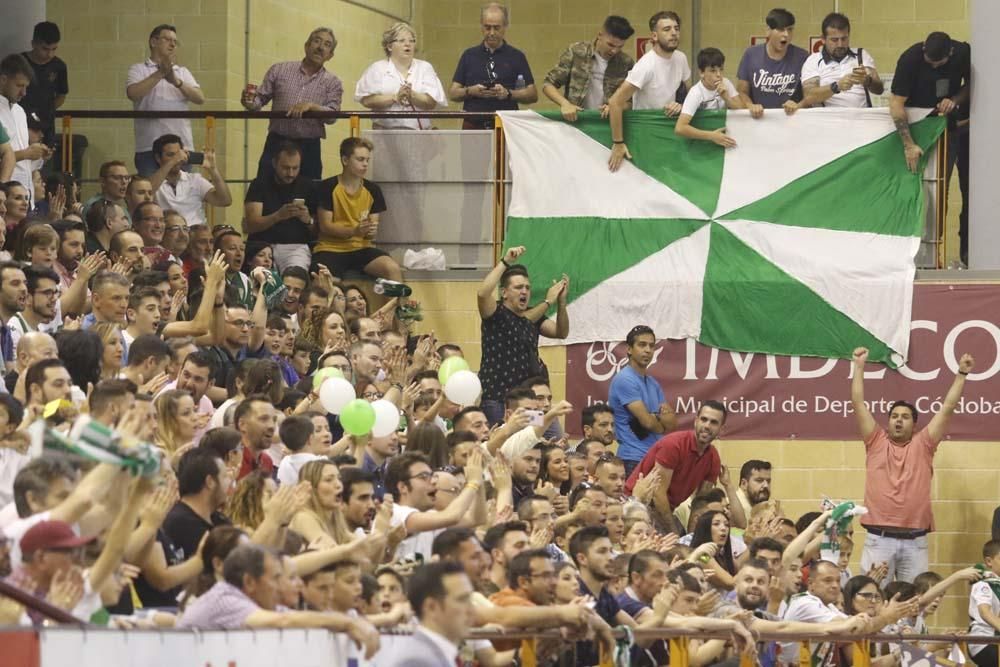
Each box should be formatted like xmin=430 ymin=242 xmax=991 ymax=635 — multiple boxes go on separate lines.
xmin=860 ymin=531 xmax=929 ymax=584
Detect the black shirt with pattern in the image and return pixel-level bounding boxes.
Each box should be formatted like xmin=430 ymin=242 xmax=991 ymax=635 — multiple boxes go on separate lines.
xmin=479 ymin=302 xmax=545 ymax=402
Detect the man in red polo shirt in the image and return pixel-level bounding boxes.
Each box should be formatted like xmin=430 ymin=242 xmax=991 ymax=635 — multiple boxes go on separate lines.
xmin=624 ymin=401 xmax=725 ymax=522
xmin=850 ymin=346 xmax=974 ymax=583
xmin=235 ymin=394 xmax=278 ymax=479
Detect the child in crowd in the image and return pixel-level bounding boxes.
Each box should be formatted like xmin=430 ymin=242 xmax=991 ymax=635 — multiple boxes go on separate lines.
xmin=275 ymin=414 xmax=323 ymax=486
xmin=969 ymin=540 xmax=1000 ymax=667
xmin=837 ymin=536 xmax=854 ymax=587
xmin=675 ymin=47 xmax=746 ymax=148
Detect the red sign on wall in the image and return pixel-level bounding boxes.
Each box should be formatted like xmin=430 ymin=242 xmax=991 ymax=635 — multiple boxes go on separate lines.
xmin=565 ymin=284 xmax=1000 ymax=441
xmin=637 ymin=37 xmax=652 ymax=60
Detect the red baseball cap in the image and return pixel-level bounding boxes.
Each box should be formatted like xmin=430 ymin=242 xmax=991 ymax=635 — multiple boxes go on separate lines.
xmin=20 ymin=521 xmax=94 ymax=554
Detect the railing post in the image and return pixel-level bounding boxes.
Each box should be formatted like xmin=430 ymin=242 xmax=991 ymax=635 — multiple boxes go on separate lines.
xmin=206 ymin=115 xmax=216 ymax=228
xmin=350 ymin=115 xmax=360 ymax=138
xmin=669 ymin=636 xmax=690 ymax=667
xmin=519 ymin=638 xmax=537 ymax=667
xmin=739 ymin=651 xmax=755 ymax=667
xmin=492 ymin=114 xmax=506 ymax=263
xmin=852 ymin=640 xmax=871 ymax=667
xmin=799 ymin=642 xmax=811 ymax=667
xmin=937 ymin=125 xmax=948 ymax=268
xmin=61 ymin=115 xmax=72 ymax=174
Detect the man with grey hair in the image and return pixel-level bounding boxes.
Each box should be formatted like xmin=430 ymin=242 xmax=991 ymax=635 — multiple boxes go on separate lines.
xmin=450 ymin=2 xmax=537 ymax=129
xmin=242 ymin=27 xmax=344 ymax=181
xmin=177 ymin=543 xmax=380 ymax=659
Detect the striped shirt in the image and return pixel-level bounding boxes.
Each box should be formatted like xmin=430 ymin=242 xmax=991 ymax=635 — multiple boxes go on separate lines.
xmin=248 ymin=60 xmax=343 ymax=139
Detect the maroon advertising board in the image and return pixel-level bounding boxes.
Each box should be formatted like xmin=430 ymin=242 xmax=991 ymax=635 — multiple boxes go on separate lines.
xmin=565 ymin=284 xmax=1000 ymax=440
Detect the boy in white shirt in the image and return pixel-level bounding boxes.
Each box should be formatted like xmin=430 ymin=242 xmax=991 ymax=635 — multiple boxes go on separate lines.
xmin=675 ymin=47 xmax=745 ymax=148
xmin=275 ymin=414 xmax=325 ymax=486
xmin=969 ymin=540 xmax=1000 ymax=667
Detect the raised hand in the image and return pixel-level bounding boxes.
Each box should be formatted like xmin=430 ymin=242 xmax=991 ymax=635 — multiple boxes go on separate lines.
xmin=852 ymin=347 xmax=869 ymax=365
xmin=463 ymin=447 xmax=484 ymax=485
xmin=503 ymin=246 xmax=526 ymax=264
xmin=959 ymin=353 xmax=975 ymax=374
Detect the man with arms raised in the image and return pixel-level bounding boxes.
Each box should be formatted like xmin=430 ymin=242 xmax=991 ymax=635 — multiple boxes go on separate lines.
xmin=851 ymin=346 xmax=973 ymax=583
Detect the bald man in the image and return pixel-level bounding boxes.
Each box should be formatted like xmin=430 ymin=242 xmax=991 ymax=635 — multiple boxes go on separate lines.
xmin=9 ymin=332 xmax=58 ymax=402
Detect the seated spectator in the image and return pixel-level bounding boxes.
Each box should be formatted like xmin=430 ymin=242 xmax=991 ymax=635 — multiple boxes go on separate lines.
xmin=226 ymin=471 xmax=274 ymax=533
xmin=125 ymin=173 xmax=154 ymax=211
xmin=675 ymin=48 xmax=746 ymax=147
xmin=314 ymin=137 xmax=402 ymax=282
xmin=161 ymin=209 xmax=189 ymax=257
xmin=108 ymin=229 xmax=147 ymax=278
xmin=90 ymin=322 xmax=124 ymax=380
xmin=118 ymin=333 xmax=171 ymax=392
xmin=126 ymin=24 xmax=204 ymax=176
xmin=244 ymin=141 xmax=314 ymax=273
xmin=84 ymin=197 xmax=128 ymax=256
xmin=275 ymin=415 xmax=324 ymax=486
xmin=82 ymin=161 xmax=132 ymax=223
xmin=241 ymin=27 xmax=343 ymax=181
xmin=1 ymin=181 xmax=31 ymax=246
xmin=164 ymin=447 xmax=233 ymax=561
xmin=690 ymin=510 xmax=737 ymax=589
xmin=153 ymin=389 xmax=197 ymax=463
xmin=149 ymin=133 xmax=231 ymax=228
xmin=9 ymin=264 xmax=59 ymax=350
xmin=288 ymin=458 xmax=352 ymax=547
xmin=51 ymin=218 xmax=87 ymax=286
xmin=0 ymin=261 xmax=27 ymax=370
xmin=7 ymin=331 xmax=57 ymax=400
xmin=355 ymin=22 xmax=447 ymax=129
xmin=132 ymin=201 xmax=175 ymax=265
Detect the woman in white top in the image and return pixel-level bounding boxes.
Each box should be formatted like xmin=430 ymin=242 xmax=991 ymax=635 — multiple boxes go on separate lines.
xmin=355 ymin=22 xmax=447 ymax=130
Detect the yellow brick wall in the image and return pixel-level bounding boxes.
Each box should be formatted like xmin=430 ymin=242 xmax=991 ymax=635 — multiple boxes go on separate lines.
xmin=411 ymin=281 xmax=991 ymax=629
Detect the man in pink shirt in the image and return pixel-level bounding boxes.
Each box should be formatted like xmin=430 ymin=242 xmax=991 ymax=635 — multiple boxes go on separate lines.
xmin=850 ymin=346 xmax=974 ymax=583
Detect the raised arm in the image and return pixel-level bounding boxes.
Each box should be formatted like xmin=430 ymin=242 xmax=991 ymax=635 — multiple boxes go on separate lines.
xmin=201 ymin=150 xmax=232 ymax=207
xmin=783 ymin=510 xmax=831 ymax=565
xmin=87 ymin=478 xmax=150 ymax=594
xmin=850 ymin=347 xmax=877 ymax=440
xmin=164 ymin=251 xmax=226 ymax=339
xmin=926 ymin=354 xmax=974 ymax=442
xmin=477 ymin=246 xmax=523 ymax=319
xmin=403 ymin=449 xmax=484 ymax=533
xmin=538 ymin=275 xmax=569 ymax=339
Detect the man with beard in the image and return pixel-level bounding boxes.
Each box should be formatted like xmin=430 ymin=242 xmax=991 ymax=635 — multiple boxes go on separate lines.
xmin=581 ymin=403 xmax=617 ymax=452
xmin=244 ymin=142 xmax=314 ymax=272
xmin=84 ymin=197 xmax=129 ymax=256
xmin=0 ymin=261 xmax=27 ymax=371
xmin=164 ymin=447 xmax=233 ymax=561
xmin=234 ymin=394 xmax=278 ymax=480
xmin=476 ymin=245 xmax=568 ymax=425
xmin=625 ymin=401 xmax=725 ymax=519
xmin=507 ymin=441 xmax=542 ymax=510
xmin=108 ymin=230 xmax=147 ymax=279
xmin=794 ymin=13 xmax=883 ymax=111
xmin=737 ymin=459 xmax=773 ymax=520
xmin=386 ymin=450 xmax=484 ymax=563
xmin=9 ymin=265 xmax=58 ymax=351
xmin=361 ymin=431 xmax=397 ymax=502
xmin=607 ymin=11 xmax=691 ymax=171
xmin=205 ymin=302 xmax=267 ymax=404
xmin=51 ymin=219 xmax=87 ymax=289
xmin=594 ymin=454 xmax=626 ymax=501
xmin=736 ymin=8 xmax=809 ymax=114
xmin=278 ymin=266 xmax=309 ymax=326
xmin=851 ymin=346 xmax=974 ymax=583
xmin=149 ymin=133 xmax=232 ymax=228
xmin=608 ymin=325 xmax=677 ymax=477
xmin=490 ymin=548 xmax=555 ymax=608
xmin=340 ymin=467 xmax=377 ymax=535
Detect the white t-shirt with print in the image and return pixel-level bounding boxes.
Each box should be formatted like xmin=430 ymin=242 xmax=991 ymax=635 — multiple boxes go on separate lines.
xmin=969 ymin=580 xmax=1000 ymax=655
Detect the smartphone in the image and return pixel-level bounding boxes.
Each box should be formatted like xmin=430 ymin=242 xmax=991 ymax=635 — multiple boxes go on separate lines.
xmin=292 ymin=198 xmax=305 ymax=206
xmin=526 ymin=409 xmax=544 ymax=427
xmin=187 ymin=152 xmax=204 ymax=166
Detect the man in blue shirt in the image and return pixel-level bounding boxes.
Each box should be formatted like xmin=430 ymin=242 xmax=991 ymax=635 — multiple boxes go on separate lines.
xmin=607 ymin=325 xmax=677 ymax=478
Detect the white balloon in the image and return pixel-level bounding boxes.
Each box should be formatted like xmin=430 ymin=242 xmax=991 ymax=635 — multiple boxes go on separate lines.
xmin=319 ymin=377 xmax=356 ymax=415
xmin=444 ymin=370 xmax=482 ymax=406
xmin=370 ymin=399 xmax=401 ymax=438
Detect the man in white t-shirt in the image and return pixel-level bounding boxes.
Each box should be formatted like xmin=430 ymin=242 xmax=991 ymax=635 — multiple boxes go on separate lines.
xmin=385 ymin=450 xmax=484 ymax=562
xmin=149 ymin=134 xmax=232 ymax=228
xmin=607 ymin=10 xmax=691 ymax=171
xmin=794 ymin=12 xmax=883 ymax=111
xmin=676 ymin=47 xmax=747 ymax=147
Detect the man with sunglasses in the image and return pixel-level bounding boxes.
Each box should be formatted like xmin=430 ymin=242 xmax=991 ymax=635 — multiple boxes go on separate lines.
xmin=449 ymin=2 xmax=537 ymax=130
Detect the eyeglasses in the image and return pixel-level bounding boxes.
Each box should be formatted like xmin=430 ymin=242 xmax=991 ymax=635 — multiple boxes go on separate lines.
xmin=407 ymin=471 xmax=433 ymax=482
xmin=227 ymin=319 xmax=253 ymax=329
xmin=362 ymin=391 xmax=383 ymax=400
xmin=165 ymin=224 xmax=185 ymax=233
xmin=35 ymin=287 xmax=61 ymax=298
xmin=855 ymin=592 xmax=882 ymax=601
xmin=528 ymin=571 xmax=556 ymax=580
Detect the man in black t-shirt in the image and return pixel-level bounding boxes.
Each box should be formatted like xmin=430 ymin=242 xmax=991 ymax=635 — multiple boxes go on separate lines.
xmin=890 ymin=32 xmax=971 ymax=263
xmin=163 ymin=447 xmax=232 ymax=561
xmin=20 ymin=22 xmax=68 ymax=145
xmin=243 ymin=141 xmax=315 ymax=273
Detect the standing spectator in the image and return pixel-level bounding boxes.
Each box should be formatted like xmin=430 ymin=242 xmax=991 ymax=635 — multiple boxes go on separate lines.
xmin=850 ymin=346 xmax=974 ymax=583
xmin=449 ymin=2 xmax=537 ymax=130
xmin=624 ymin=401 xmax=726 ymax=522
xmin=242 ymin=27 xmax=343 ymax=181
xmin=476 ymin=246 xmax=568 ymax=424
xmin=81 ymin=161 xmax=132 ymax=223
xmin=607 ymin=11 xmax=690 ymax=172
xmin=244 ymin=141 xmax=314 ymax=272
xmin=735 ymin=8 xmax=808 ymax=115
xmin=314 ymin=137 xmax=402 ymax=281
xmin=19 ymin=22 xmax=68 ymax=147
xmin=608 ymin=326 xmax=676 ymax=476
xmin=0 ymin=55 xmax=52 ymax=207
xmin=890 ymin=32 xmax=970 ymax=264
xmin=794 ymin=13 xmax=883 ymax=111
xmin=542 ymin=15 xmax=635 ymax=122
xmin=149 ymin=134 xmax=232 ymax=228
xmin=126 ymin=24 xmax=204 ymax=176
xmin=675 ymin=48 xmax=748 ymax=147
xmin=355 ymin=22 xmax=447 ymax=130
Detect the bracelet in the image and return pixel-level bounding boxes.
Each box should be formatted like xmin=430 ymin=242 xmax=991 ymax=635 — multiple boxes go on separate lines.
xmin=390 ymin=382 xmax=404 ymax=391
xmin=500 ymin=258 xmax=510 ymax=268
xmin=542 ymin=299 xmax=551 ymax=307
xmin=959 ymin=370 xmax=969 ymax=375
xmin=466 ymin=481 xmax=481 ymax=491
xmin=613 ymin=140 xmax=625 ymax=144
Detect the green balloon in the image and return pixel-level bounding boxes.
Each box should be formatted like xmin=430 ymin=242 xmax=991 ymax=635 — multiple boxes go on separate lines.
xmin=340 ymin=399 xmax=376 ymax=436
xmin=313 ymin=366 xmax=345 ymax=389
xmin=438 ymin=355 xmax=470 ymax=385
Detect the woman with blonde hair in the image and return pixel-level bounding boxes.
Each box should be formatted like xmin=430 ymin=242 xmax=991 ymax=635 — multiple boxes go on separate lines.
xmin=91 ymin=322 xmax=125 ymax=380
xmin=154 ymin=389 xmax=198 ymax=465
xmin=226 ymin=470 xmax=276 ymax=531
xmin=355 ymin=22 xmax=447 ymax=130
xmin=289 ymin=459 xmax=353 ymax=548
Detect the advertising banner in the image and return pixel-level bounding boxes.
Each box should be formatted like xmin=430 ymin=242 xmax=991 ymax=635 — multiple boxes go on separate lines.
xmin=566 ymin=283 xmax=1000 ymax=440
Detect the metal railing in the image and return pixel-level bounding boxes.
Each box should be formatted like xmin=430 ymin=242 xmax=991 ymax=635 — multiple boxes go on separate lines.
xmin=54 ymin=108 xmax=949 ymax=269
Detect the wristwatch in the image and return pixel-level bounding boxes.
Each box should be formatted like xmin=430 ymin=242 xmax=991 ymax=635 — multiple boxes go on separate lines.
xmin=830 ymin=81 xmax=840 ymax=94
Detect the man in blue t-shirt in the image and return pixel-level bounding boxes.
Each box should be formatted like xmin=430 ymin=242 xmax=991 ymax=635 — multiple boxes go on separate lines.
xmin=736 ymin=8 xmax=809 ymax=115
xmin=607 ymin=325 xmax=677 ymax=477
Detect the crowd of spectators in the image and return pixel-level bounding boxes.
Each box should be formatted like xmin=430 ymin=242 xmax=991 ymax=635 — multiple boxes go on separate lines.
xmin=0 ymin=5 xmax=988 ymax=667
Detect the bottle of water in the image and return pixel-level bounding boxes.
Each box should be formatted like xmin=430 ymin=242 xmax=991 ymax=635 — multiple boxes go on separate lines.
xmin=515 ymin=74 xmax=525 ymax=90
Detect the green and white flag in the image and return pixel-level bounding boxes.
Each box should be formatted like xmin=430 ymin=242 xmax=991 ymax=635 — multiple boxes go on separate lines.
xmin=498 ymin=108 xmax=945 ymax=366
